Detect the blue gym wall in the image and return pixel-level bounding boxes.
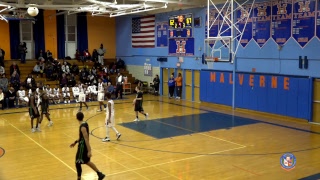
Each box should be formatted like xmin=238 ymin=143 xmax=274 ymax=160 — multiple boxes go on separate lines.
xmin=115 ymin=1 xmax=319 ymax=120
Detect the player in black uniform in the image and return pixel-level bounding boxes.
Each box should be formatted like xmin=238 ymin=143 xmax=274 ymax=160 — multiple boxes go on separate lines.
xmin=133 ymin=86 xmax=148 ymax=122
xmin=29 ymin=88 xmax=40 ymax=133
xmin=70 ymin=112 xmax=105 ymax=180
xmin=38 ymin=90 xmax=53 ymax=128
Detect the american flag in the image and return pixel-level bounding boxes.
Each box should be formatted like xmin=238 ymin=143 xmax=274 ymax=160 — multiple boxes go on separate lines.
xmin=132 ymin=15 xmax=155 ymax=48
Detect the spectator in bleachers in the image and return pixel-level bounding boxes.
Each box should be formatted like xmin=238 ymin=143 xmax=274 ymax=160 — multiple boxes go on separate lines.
xmin=0 ymin=66 xmax=5 ymax=76
xmin=105 ymin=75 xmax=112 ymax=85
xmin=83 ymin=49 xmax=91 ymax=62
xmin=0 ymin=74 xmax=8 ymax=92
xmin=79 ymin=67 xmax=89 ymax=83
xmin=10 ymin=71 xmax=20 ymax=91
xmin=116 ymin=58 xmax=125 ymax=70
xmin=70 ymin=63 xmax=79 ymax=75
xmin=16 ymin=85 xmax=28 ymax=107
xmin=10 ymin=62 xmax=20 ymax=76
xmin=39 ymin=60 xmax=45 ymax=78
xmin=97 ymin=44 xmax=106 ymax=65
xmin=102 ymin=66 xmax=108 ymax=75
xmin=32 ymin=62 xmax=41 ymax=77
xmin=61 ymin=61 xmax=71 ymax=76
xmin=25 ymin=74 xmax=36 ymax=88
xmin=37 ymin=49 xmax=45 ymax=61
xmin=45 ymin=61 xmax=54 ymax=80
xmin=60 ymin=73 xmax=68 ymax=88
xmin=68 ymin=74 xmax=76 ymax=87
xmin=75 ymin=49 xmax=81 ymax=61
xmin=46 ymin=50 xmax=53 ymax=62
xmin=6 ymin=87 xmax=16 ymax=108
xmin=0 ymin=48 xmax=5 ymax=67
xmin=107 ymin=82 xmax=114 ymax=95
xmin=0 ymin=88 xmax=4 ymax=109
xmin=109 ymin=62 xmax=115 ymax=74
xmin=18 ymin=42 xmax=27 ymax=64
xmin=91 ymin=66 xmax=97 ymax=76
xmin=91 ymin=49 xmax=98 ymax=62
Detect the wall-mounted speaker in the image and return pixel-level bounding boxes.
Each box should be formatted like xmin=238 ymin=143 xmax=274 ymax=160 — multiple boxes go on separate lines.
xmin=157 ymin=57 xmax=167 ymax=62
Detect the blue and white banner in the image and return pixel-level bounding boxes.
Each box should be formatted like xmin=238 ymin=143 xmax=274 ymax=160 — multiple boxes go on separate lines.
xmin=271 ymin=0 xmax=293 ymax=46
xmin=220 ymin=10 xmax=232 ymax=36
xmin=168 ymin=38 xmax=194 ymax=56
xmin=253 ymin=2 xmax=272 ymax=47
xmin=236 ymin=4 xmax=253 ymax=47
xmin=156 ymin=22 xmax=168 ymax=47
xmin=292 ymin=0 xmax=315 ymax=47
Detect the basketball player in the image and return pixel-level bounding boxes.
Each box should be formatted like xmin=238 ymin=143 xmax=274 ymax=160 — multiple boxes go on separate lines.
xmin=29 ymin=88 xmax=40 ymax=133
xmin=102 ymin=92 xmax=121 ymax=142
xmin=133 ymin=86 xmax=148 ymax=122
xmin=97 ymin=78 xmax=106 ymax=112
xmin=38 ymin=89 xmax=53 ymax=128
xmin=78 ymin=83 xmax=89 ymax=112
xmin=70 ymin=112 xmax=106 ymax=180
xmin=72 ymin=84 xmax=80 ymax=103
xmin=62 ymin=84 xmax=71 ymax=103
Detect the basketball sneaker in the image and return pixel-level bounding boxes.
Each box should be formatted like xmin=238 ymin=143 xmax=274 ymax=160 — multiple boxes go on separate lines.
xmin=36 ymin=127 xmax=41 ymax=132
xmin=47 ymin=121 xmax=54 ymax=127
xmin=116 ymin=133 xmax=121 ymax=140
xmin=31 ymin=128 xmax=36 ymax=133
xmin=133 ymin=118 xmax=140 ymax=122
xmin=102 ymin=137 xmax=110 ymax=142
xmin=97 ymin=109 xmax=102 ymax=112
xmin=145 ymin=113 xmax=149 ymax=120
xmin=97 ymin=171 xmax=106 ymax=180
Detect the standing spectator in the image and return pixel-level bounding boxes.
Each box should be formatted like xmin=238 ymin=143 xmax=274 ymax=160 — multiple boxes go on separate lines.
xmin=175 ymin=73 xmax=183 ymax=99
xmin=18 ymin=42 xmax=27 ymax=64
xmin=0 ymin=74 xmax=8 ymax=92
xmin=97 ymin=44 xmax=106 ymax=65
xmin=153 ymin=74 xmax=160 ymax=96
xmin=10 ymin=62 xmax=20 ymax=76
xmin=0 ymin=66 xmax=5 ymax=76
xmin=0 ymin=88 xmax=4 ymax=109
xmin=0 ymin=47 xmax=5 ymax=67
xmin=168 ymin=74 xmax=175 ymax=98
xmin=115 ymin=73 xmax=124 ymax=99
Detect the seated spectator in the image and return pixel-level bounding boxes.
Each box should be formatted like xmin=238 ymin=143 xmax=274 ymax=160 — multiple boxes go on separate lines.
xmin=91 ymin=49 xmax=98 ymax=62
xmin=68 ymin=74 xmax=76 ymax=87
xmin=32 ymin=62 xmax=41 ymax=77
xmin=75 ymin=49 xmax=81 ymax=61
xmin=91 ymin=67 xmax=97 ymax=76
xmin=0 ymin=66 xmax=5 ymax=76
xmin=10 ymin=71 xmax=20 ymax=91
xmin=6 ymin=87 xmax=16 ymax=108
xmin=16 ymin=85 xmax=28 ymax=106
xmin=37 ymin=49 xmax=46 ymax=61
xmin=83 ymin=49 xmax=91 ymax=61
xmin=45 ymin=62 xmax=54 ymax=80
xmin=0 ymin=74 xmax=8 ymax=92
xmin=10 ymin=62 xmax=20 ymax=76
xmin=39 ymin=61 xmax=45 ymax=78
xmin=0 ymin=88 xmax=4 ymax=109
xmin=46 ymin=50 xmax=53 ymax=62
xmin=60 ymin=73 xmax=68 ymax=88
xmin=107 ymin=82 xmax=114 ymax=94
xmin=25 ymin=74 xmax=36 ymax=88
xmin=61 ymin=61 xmax=70 ymax=76
xmin=116 ymin=58 xmax=125 ymax=70
xmin=71 ymin=63 xmax=79 ymax=75
xmin=105 ymin=75 xmax=112 ymax=85
xmin=79 ymin=67 xmax=88 ymax=83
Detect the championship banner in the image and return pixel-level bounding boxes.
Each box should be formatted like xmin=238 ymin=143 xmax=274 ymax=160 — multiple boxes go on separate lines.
xmin=205 ymin=9 xmax=219 ymax=38
xmin=156 ymin=22 xmax=168 ymax=47
xmin=144 ymin=63 xmax=152 ymax=76
xmin=271 ymin=0 xmax=293 ymax=46
xmin=236 ymin=4 xmax=253 ymax=47
xmin=253 ymin=2 xmax=272 ymax=47
xmin=292 ymin=0 xmax=315 ymax=47
xmin=168 ymin=38 xmax=195 ymax=56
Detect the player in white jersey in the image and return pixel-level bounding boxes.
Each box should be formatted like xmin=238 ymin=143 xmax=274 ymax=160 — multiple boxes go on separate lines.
xmin=102 ymin=92 xmax=121 ymax=142
xmin=72 ymin=84 xmax=80 ymax=103
xmin=45 ymin=84 xmax=56 ymax=104
xmin=62 ymin=84 xmax=71 ymax=103
xmin=97 ymin=78 xmax=106 ymax=112
xmin=16 ymin=86 xmax=28 ymax=106
xmin=89 ymin=84 xmax=97 ymax=101
xmin=78 ymin=83 xmax=89 ymax=112
xmin=53 ymin=85 xmax=61 ymax=103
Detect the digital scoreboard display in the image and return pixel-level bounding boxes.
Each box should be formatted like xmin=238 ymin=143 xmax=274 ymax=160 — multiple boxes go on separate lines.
xmin=168 ymin=13 xmax=193 ymax=29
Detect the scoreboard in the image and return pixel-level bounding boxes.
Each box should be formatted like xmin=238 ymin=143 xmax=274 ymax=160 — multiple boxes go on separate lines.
xmin=168 ymin=14 xmax=193 ymax=29
xmin=168 ymin=13 xmax=194 ymax=56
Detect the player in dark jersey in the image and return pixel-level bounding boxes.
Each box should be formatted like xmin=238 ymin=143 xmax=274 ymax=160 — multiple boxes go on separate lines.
xmin=70 ymin=112 xmax=105 ymax=180
xmin=38 ymin=90 xmax=53 ymax=128
xmin=133 ymin=86 xmax=148 ymax=122
xmin=29 ymin=88 xmax=40 ymax=133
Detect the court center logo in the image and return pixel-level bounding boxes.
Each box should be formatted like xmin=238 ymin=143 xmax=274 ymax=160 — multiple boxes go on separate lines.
xmin=280 ymin=153 xmax=296 ymax=171
xmin=0 ymin=147 xmax=5 ymax=158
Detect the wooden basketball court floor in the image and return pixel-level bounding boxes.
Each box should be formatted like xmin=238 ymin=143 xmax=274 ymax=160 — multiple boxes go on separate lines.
xmin=1 ymin=95 xmax=320 ymax=180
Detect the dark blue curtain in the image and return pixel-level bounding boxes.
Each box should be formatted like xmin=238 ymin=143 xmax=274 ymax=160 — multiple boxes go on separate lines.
xmin=56 ymin=13 xmax=65 ymax=59
xmin=9 ymin=21 xmax=20 ymax=59
xmin=77 ymin=12 xmax=88 ymax=52
xmin=33 ymin=10 xmax=45 ymax=58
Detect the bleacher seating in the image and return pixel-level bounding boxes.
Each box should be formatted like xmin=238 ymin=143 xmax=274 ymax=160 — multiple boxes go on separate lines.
xmin=3 ymin=59 xmax=137 ymax=101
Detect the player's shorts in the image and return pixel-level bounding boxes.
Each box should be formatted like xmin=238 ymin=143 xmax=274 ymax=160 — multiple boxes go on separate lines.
xmin=75 ymin=141 xmax=90 ymax=164
xmin=41 ymin=104 xmax=49 ymax=114
xmin=134 ymin=104 xmax=144 ymax=112
xmin=79 ymin=93 xmax=86 ymax=102
xmin=105 ymin=115 xmax=115 ymax=127
xmin=29 ymin=107 xmax=40 ymax=118
xmin=98 ymin=92 xmax=104 ymax=102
